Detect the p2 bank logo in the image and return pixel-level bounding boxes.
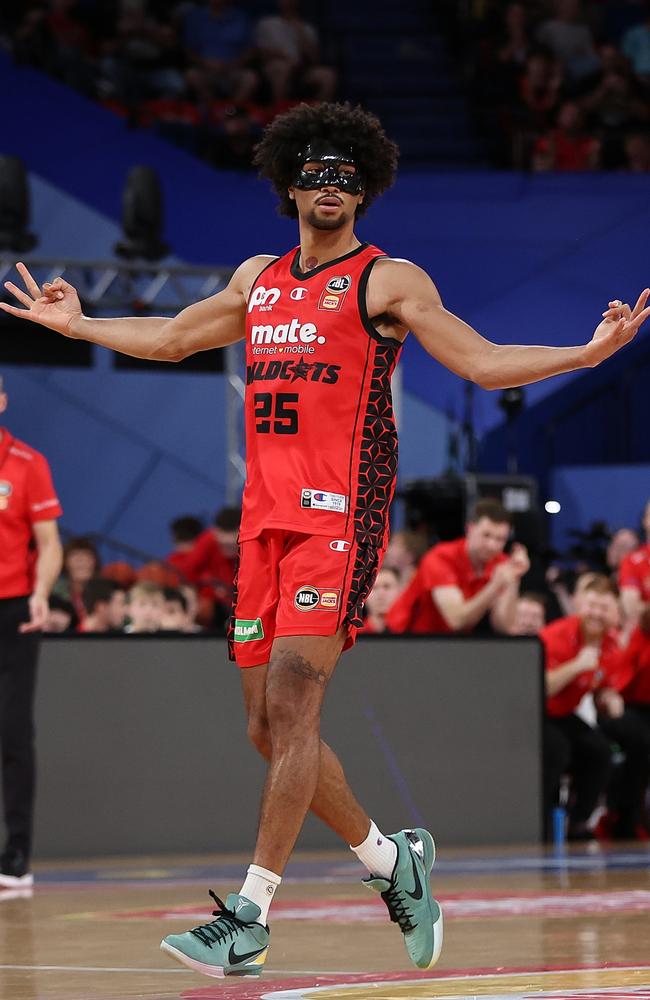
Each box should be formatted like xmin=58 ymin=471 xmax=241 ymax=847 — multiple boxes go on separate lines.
xmin=248 ymin=286 xmax=281 ymax=313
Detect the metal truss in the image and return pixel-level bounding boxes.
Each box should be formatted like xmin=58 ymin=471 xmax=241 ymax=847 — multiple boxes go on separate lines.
xmin=0 ymin=255 xmax=246 ymax=501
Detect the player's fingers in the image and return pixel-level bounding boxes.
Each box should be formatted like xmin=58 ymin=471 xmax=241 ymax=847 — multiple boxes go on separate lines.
xmin=4 ymin=280 xmax=35 ymax=308
xmin=16 ymin=261 xmax=42 ymax=299
xmin=629 ymin=305 xmax=650 ymax=331
xmin=0 ymin=301 xmax=31 ymax=318
xmin=631 ymin=288 xmax=650 ymax=319
xmin=42 ymin=281 xmax=65 ymax=300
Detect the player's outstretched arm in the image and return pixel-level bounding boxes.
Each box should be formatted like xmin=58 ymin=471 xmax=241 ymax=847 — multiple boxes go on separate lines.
xmin=374 ymin=260 xmax=650 ymax=389
xmin=0 ymin=257 xmax=272 ymax=361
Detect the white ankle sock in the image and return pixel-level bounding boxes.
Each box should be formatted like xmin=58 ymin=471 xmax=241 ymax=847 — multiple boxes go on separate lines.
xmin=239 ymin=864 xmax=282 ymax=925
xmin=350 ymin=820 xmax=397 ymax=879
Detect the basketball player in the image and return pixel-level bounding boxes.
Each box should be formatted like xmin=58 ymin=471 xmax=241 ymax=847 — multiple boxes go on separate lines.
xmin=2 ymin=102 xmax=648 ymax=978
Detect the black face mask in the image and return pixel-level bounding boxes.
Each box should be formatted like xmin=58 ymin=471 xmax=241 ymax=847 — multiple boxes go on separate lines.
xmin=293 ymin=140 xmax=364 ymax=195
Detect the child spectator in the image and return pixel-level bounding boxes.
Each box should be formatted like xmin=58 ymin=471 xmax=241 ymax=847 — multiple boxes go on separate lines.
xmin=510 ymin=592 xmax=547 ymax=635
xmin=54 ymin=536 xmax=101 ymax=624
xmin=79 ymin=578 xmax=127 ymax=633
xmin=125 ymin=581 xmax=165 ymax=633
xmin=160 ymin=587 xmax=191 ymax=632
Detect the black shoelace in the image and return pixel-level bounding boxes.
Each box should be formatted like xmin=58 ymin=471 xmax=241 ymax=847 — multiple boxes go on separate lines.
xmin=381 ymin=883 xmax=416 ymax=933
xmin=190 ymin=890 xmax=250 ymax=949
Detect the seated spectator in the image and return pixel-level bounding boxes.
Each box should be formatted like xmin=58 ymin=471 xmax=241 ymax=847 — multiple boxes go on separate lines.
xmin=124 ymin=581 xmax=165 ymax=633
xmin=160 ymin=586 xmax=192 ymax=632
xmin=172 ymin=506 xmax=240 ymax=624
xmin=518 ymin=48 xmax=564 ymax=130
xmin=510 ymin=591 xmax=547 ymax=635
xmin=607 ymin=527 xmax=641 ymax=576
xmin=166 ymin=515 xmax=205 ymax=579
xmin=619 ymin=498 xmax=650 ymax=633
xmin=362 ymin=567 xmax=401 ymax=634
xmin=53 ymin=536 xmax=101 ymax=624
xmin=532 ymin=100 xmax=601 ymax=170
xmin=537 ymin=0 xmax=601 ymax=83
xmin=622 ymin=6 xmax=650 ymax=84
xmin=598 ymin=599 xmax=650 ymax=839
xmin=99 ymin=4 xmax=186 ymax=107
xmin=180 ymin=583 xmax=204 ymax=632
xmin=79 ymin=578 xmax=127 ymax=633
xmin=43 ymin=595 xmax=78 ymax=634
xmin=386 ymin=500 xmax=529 ymax=636
xmin=622 ymin=128 xmax=650 ymax=170
xmin=255 ymin=0 xmax=336 ymax=104
xmin=383 ymin=529 xmax=429 ymax=587
xmin=581 ymin=47 xmax=649 ymax=164
xmin=182 ymin=0 xmax=259 ymax=106
xmin=541 ymin=575 xmax=632 ymax=840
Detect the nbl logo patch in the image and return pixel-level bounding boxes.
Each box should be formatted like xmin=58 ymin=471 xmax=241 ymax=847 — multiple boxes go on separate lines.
xmin=294 ymin=587 xmax=341 ymax=612
xmin=319 ymin=273 xmax=352 ymax=312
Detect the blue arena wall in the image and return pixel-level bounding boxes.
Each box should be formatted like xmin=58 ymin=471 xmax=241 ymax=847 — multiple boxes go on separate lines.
xmin=1 ymin=53 xmax=648 ymax=551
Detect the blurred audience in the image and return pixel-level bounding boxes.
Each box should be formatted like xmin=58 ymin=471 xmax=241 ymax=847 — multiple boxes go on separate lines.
xmin=383 ymin=530 xmax=429 ymax=587
xmin=53 ymin=536 xmax=101 ymax=625
xmin=541 ymin=575 xmax=629 ymax=840
xmin=79 ymin=578 xmax=127 ymax=633
xmin=619 ymin=498 xmax=650 ymax=635
xmin=161 ymin=586 xmax=193 ymax=632
xmin=362 ymin=567 xmax=401 ymax=634
xmin=43 ymin=594 xmax=78 ymax=633
xmin=510 ymin=591 xmax=547 ymax=635
xmin=255 ymin=0 xmax=336 ymax=103
xmin=124 ymin=581 xmax=165 ymax=633
xmin=386 ymin=500 xmax=529 ymax=636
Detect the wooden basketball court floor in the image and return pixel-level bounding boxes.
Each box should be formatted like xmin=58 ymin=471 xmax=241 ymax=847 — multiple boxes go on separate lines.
xmin=1 ymin=844 xmax=650 ymax=1000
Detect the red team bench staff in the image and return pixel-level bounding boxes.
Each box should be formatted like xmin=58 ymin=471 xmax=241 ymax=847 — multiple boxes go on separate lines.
xmin=2 ymin=102 xmax=649 ymax=979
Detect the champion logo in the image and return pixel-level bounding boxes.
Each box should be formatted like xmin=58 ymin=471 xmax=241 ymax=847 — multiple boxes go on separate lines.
xmin=290 ymin=287 xmax=308 ymax=300
xmin=329 ymin=539 xmax=351 ymax=552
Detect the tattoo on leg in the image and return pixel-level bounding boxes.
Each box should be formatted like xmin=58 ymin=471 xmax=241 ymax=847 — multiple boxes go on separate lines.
xmin=279 ymin=652 xmax=328 ymax=687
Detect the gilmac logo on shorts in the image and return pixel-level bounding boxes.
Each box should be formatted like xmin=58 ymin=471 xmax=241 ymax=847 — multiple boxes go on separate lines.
xmin=233 ymin=618 xmax=265 ymax=642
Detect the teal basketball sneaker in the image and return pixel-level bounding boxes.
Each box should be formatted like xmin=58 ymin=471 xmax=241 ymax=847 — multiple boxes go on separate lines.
xmin=363 ymin=828 xmax=443 ymax=969
xmin=160 ymin=891 xmax=269 ymax=978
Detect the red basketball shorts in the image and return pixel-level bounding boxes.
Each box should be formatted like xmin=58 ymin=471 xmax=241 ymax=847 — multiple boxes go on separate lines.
xmin=228 ymin=529 xmax=385 ymax=668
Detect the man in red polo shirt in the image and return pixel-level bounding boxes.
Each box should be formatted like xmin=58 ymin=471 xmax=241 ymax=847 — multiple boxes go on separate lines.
xmin=541 ymin=575 xmax=644 ymax=840
xmin=386 ymin=499 xmax=529 ymax=635
xmin=0 ymin=375 xmax=63 ymax=887
xmin=619 ymin=498 xmax=650 ymax=635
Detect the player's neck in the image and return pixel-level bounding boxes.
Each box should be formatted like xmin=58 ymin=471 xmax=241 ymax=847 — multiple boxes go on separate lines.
xmin=297 ymin=222 xmax=361 ymax=273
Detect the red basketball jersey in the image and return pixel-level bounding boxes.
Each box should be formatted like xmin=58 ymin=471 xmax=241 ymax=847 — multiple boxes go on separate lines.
xmin=241 ymin=243 xmax=402 ymax=548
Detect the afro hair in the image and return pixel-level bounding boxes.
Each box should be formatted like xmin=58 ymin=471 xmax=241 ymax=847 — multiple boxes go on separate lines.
xmin=253 ymin=102 xmax=399 ymax=218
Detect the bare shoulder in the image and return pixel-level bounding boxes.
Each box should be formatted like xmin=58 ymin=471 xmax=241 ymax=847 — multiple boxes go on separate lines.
xmin=233 ymin=254 xmax=278 ymax=299
xmin=367 ymin=256 xmax=441 ymax=316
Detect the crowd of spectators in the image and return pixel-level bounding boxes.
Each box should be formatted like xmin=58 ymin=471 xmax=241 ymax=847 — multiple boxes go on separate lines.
xmin=444 ymin=0 xmax=650 ymax=170
xmin=43 ymin=492 xmax=650 ymax=841
xmin=1 ymin=0 xmax=337 ymax=170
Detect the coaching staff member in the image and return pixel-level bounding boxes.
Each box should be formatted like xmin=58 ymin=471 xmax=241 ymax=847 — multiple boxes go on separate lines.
xmin=0 ymin=376 xmax=62 ymax=887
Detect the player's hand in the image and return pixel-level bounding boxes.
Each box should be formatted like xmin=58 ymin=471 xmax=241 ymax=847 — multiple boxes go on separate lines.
xmin=19 ymin=594 xmax=49 ymax=633
xmin=1 ymin=262 xmax=83 ymax=338
xmin=586 ymin=289 xmax=650 ymax=365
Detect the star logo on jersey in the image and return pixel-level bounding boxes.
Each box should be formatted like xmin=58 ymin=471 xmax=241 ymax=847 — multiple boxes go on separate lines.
xmin=290 ymin=360 xmax=313 ymax=382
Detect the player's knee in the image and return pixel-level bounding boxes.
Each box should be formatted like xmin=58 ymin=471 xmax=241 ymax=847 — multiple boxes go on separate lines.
xmin=247 ymin=713 xmax=272 ymax=759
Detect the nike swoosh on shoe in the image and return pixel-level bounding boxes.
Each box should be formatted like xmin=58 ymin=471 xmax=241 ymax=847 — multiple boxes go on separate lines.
xmin=228 ymin=943 xmax=266 ymax=965
xmin=406 ymin=849 xmax=424 ymax=900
